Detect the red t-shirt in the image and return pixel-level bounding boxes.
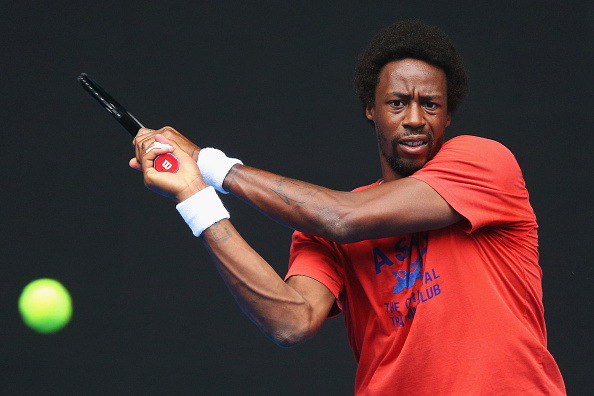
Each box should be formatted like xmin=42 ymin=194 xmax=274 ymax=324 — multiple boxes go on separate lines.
xmin=286 ymin=136 xmax=565 ymax=395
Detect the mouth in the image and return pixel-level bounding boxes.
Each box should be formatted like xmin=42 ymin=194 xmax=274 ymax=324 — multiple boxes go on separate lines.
xmin=397 ymin=135 xmax=429 ymax=154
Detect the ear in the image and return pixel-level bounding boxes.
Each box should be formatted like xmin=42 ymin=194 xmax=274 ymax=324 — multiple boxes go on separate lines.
xmin=446 ymin=112 xmax=452 ymax=127
xmin=365 ymin=104 xmax=375 ymax=121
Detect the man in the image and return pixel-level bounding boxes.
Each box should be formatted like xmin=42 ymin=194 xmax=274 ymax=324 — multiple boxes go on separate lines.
xmin=131 ymin=21 xmax=565 ymax=395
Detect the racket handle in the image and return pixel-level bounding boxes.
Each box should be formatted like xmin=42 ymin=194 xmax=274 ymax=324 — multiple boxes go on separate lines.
xmin=154 ymin=153 xmax=179 ymax=173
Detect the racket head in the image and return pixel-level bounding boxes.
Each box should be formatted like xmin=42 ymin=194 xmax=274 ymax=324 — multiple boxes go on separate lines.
xmin=77 ymin=73 xmax=144 ymax=136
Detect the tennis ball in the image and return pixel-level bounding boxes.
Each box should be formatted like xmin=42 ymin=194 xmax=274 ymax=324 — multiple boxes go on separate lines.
xmin=18 ymin=278 xmax=72 ymax=334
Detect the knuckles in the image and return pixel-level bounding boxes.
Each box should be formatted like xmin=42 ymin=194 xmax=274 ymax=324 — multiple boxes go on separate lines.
xmin=158 ymin=126 xmax=178 ymax=137
xmin=132 ymin=126 xmax=179 ymax=148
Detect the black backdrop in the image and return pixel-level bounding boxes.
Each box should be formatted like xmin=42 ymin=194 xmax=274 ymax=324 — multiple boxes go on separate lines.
xmin=1 ymin=1 xmax=592 ymax=394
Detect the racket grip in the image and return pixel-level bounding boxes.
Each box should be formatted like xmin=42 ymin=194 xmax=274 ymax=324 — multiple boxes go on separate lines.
xmin=154 ymin=153 xmax=179 ymax=173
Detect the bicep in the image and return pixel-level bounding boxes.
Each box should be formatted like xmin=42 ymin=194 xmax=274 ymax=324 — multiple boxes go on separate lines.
xmin=339 ymin=177 xmax=463 ymax=242
xmin=286 ymin=275 xmax=336 ymax=329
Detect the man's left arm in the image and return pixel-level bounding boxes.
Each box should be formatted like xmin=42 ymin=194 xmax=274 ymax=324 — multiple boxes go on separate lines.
xmin=132 ymin=127 xmax=463 ymax=244
xmin=223 ymin=165 xmax=462 ymax=244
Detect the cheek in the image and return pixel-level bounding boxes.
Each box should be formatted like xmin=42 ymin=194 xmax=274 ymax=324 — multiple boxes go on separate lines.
xmin=375 ymin=114 xmax=399 ymax=133
xmin=375 ymin=124 xmax=391 ymax=149
xmin=430 ymin=116 xmax=449 ymax=135
xmin=376 ymin=120 xmax=395 ymax=144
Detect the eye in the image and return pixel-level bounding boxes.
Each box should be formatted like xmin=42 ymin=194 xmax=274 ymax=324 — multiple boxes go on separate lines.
xmin=423 ymin=102 xmax=438 ymax=110
xmin=389 ymin=100 xmax=405 ymax=108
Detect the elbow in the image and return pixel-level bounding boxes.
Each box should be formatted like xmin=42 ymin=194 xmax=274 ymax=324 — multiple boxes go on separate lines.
xmin=269 ymin=322 xmax=315 ymax=348
xmin=272 ymin=334 xmax=306 ymax=349
xmin=320 ymin=210 xmax=361 ymax=245
xmin=266 ymin=305 xmax=320 ymax=348
xmin=329 ymin=222 xmax=359 ymax=245
xmin=296 ymin=191 xmax=363 ymax=244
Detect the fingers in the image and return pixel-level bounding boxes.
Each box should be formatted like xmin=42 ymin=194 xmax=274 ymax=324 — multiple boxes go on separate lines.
xmin=134 ymin=133 xmax=208 ymax=202
xmin=145 ymin=141 xmax=173 ymax=154
xmin=138 ymin=136 xmax=173 ymax=174
xmin=129 ymin=157 xmax=141 ymax=171
xmin=137 ymin=134 xmax=189 ymax=172
xmin=134 ymin=126 xmax=178 ymax=144
xmin=130 ymin=126 xmax=203 ymax=171
xmin=132 ymin=127 xmax=154 ymax=148
xmin=130 ymin=129 xmax=169 ymax=172
xmin=154 ymin=133 xmax=173 ymax=145
xmin=136 ymin=127 xmax=152 ymax=137
xmin=132 ymin=127 xmax=175 ymax=165
xmin=157 ymin=126 xmax=202 ymax=161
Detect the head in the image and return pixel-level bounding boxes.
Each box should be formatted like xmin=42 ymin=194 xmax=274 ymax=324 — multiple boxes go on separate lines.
xmin=355 ymin=21 xmax=467 ymax=179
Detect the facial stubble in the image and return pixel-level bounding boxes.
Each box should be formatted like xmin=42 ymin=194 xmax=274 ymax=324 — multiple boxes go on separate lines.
xmin=377 ymin=130 xmax=443 ymax=178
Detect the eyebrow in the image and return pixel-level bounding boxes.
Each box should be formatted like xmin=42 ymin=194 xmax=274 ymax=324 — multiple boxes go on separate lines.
xmin=388 ymin=92 xmax=445 ymax=100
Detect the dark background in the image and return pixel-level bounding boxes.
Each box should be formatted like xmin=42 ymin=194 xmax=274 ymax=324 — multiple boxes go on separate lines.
xmin=1 ymin=1 xmax=591 ymax=394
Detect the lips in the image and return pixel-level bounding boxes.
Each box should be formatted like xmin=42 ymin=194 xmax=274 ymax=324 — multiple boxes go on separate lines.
xmin=400 ymin=140 xmax=425 ymax=147
xmin=397 ymin=135 xmax=429 ymax=154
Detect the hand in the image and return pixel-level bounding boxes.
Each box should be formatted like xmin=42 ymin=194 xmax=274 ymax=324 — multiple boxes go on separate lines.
xmin=129 ymin=126 xmax=201 ymax=171
xmin=136 ymin=134 xmax=208 ymax=203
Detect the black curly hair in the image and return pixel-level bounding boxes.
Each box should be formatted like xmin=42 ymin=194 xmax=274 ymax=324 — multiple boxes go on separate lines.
xmin=355 ymin=20 xmax=467 ymax=114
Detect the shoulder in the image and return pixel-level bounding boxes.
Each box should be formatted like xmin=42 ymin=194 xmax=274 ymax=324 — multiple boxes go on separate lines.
xmin=440 ymin=135 xmax=515 ymax=160
xmin=413 ymin=135 xmax=534 ymax=232
xmin=425 ymin=135 xmax=521 ymax=177
xmin=418 ymin=134 xmax=525 ymax=187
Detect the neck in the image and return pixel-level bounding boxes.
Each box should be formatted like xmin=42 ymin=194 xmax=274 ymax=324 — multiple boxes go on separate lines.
xmin=379 ymin=155 xmax=404 ymax=183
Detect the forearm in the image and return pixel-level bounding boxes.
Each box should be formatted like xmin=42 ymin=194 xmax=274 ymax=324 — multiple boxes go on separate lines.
xmin=135 ymin=129 xmax=364 ymax=242
xmin=223 ymin=165 xmax=358 ymax=243
xmin=200 ymin=219 xmax=319 ymax=347
xmin=222 ymin=164 xmax=463 ymax=243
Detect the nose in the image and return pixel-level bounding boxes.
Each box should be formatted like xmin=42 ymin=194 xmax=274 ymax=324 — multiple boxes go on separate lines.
xmin=403 ymin=102 xmax=426 ymax=129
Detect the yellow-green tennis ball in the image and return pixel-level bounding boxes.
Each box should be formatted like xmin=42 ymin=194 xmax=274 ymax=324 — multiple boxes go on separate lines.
xmin=18 ymin=278 xmax=72 ymax=334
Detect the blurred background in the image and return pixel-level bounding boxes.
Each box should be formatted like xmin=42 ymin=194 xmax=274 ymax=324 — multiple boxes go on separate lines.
xmin=1 ymin=1 xmax=591 ymax=394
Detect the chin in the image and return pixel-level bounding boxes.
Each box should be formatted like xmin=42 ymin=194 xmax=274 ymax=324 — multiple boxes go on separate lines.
xmin=387 ymin=156 xmax=426 ymax=178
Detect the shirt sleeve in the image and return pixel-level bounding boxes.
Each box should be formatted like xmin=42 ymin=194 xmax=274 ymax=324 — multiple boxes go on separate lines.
xmin=284 ymin=181 xmax=381 ymax=316
xmin=410 ymin=135 xmax=536 ymax=233
xmin=285 ymin=231 xmax=344 ymax=305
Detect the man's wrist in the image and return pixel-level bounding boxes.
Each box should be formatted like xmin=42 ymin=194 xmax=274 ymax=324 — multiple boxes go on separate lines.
xmin=175 ymin=180 xmax=209 ymax=204
xmin=197 ymin=148 xmax=243 ymax=194
xmin=191 ymin=148 xmax=200 ymax=163
xmin=176 ymin=186 xmax=230 ymax=237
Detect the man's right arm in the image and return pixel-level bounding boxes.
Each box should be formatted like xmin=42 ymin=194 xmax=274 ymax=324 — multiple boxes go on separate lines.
xmin=133 ymin=132 xmax=336 ymax=347
xmin=199 ymin=219 xmax=336 ymax=347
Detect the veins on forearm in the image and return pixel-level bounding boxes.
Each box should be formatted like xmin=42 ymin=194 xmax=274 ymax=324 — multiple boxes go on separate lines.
xmin=270 ymin=178 xmax=320 ymax=206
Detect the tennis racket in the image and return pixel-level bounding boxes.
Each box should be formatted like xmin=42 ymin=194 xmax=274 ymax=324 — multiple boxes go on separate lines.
xmin=77 ymin=73 xmax=179 ymax=173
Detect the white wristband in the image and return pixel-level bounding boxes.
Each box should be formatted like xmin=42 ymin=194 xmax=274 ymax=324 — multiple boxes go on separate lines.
xmin=176 ymin=186 xmax=230 ymax=237
xmin=197 ymin=147 xmax=243 ymax=194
